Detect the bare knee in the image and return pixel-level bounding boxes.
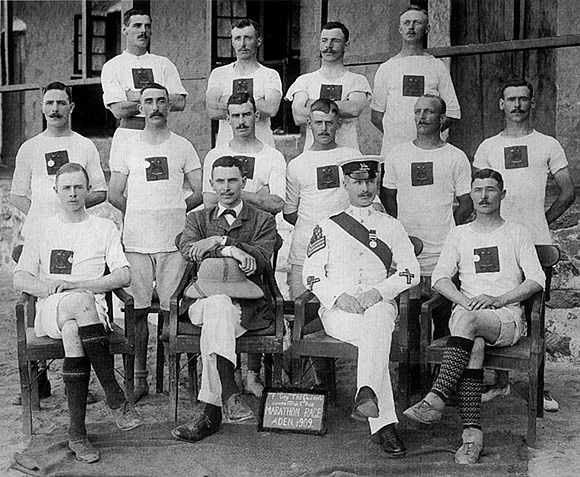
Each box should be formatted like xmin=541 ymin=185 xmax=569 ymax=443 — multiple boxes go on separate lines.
xmin=450 ymin=311 xmax=477 ymax=338
xmin=58 ymin=291 xmax=99 ymax=326
xmin=60 ymin=320 xmax=85 ymax=357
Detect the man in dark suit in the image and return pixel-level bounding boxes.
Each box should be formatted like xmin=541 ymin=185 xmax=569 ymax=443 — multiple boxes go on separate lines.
xmin=171 ymin=155 xmax=277 ymax=442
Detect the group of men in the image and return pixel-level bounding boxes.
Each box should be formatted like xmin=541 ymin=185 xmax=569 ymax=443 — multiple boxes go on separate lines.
xmin=9 ymin=4 xmax=575 ymax=467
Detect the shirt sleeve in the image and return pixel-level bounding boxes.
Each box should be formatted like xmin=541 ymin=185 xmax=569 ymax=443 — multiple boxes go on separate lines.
xmin=285 ymin=75 xmax=307 ymax=101
xmin=349 ymin=73 xmax=372 ymax=98
xmin=162 ymin=57 xmax=188 ymax=96
xmin=85 ymin=142 xmax=107 ymax=192
xmin=517 ymin=227 xmax=546 ymax=289
xmin=183 ymin=140 xmax=202 ymax=173
xmin=267 ymin=151 xmax=287 ymax=200
xmin=10 ymin=143 xmax=32 ymax=197
xmin=472 ymin=141 xmax=491 ymax=170
xmin=108 ymin=140 xmax=129 ymax=175
xmin=370 ymin=63 xmax=388 ymax=112
xmin=547 ymin=137 xmax=568 ymax=175
xmin=104 ymin=221 xmax=130 ymax=273
xmin=431 ymin=228 xmax=460 ymax=285
xmin=202 ymin=149 xmax=217 ymax=194
xmin=101 ymin=59 xmax=127 ymax=107
xmin=373 ymin=219 xmax=420 ymax=301
xmin=14 ymin=229 xmax=41 ymax=276
xmin=264 ymin=68 xmax=283 ymax=94
xmin=382 ymin=152 xmax=398 ymax=189
xmin=435 ymin=60 xmax=460 ymax=119
xmin=284 ymin=160 xmax=300 ymax=215
xmin=206 ymin=66 xmax=223 ymax=94
xmin=454 ymin=151 xmax=472 ymax=196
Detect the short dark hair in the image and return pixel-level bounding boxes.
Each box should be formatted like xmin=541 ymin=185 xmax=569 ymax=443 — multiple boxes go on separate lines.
xmin=501 ymin=78 xmax=534 ymax=99
xmin=227 ymin=92 xmax=256 ymax=113
xmin=211 ymin=156 xmax=245 ymax=177
xmin=140 ymin=82 xmax=169 ymax=98
xmin=321 ymin=21 xmax=350 ymax=43
xmin=55 ymin=162 xmax=90 ymax=187
xmin=400 ymin=4 xmax=429 ymax=20
xmin=472 ymin=168 xmax=504 ymax=191
xmin=43 ymin=81 xmax=73 ymax=103
xmin=231 ymin=19 xmax=261 ymax=38
xmin=420 ymin=94 xmax=446 ymax=115
xmin=310 ymin=98 xmax=340 ymax=117
xmin=124 ymin=8 xmax=151 ymax=27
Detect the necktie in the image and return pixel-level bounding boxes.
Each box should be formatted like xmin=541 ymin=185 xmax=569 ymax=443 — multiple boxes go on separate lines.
xmin=222 ymin=209 xmax=237 ymax=218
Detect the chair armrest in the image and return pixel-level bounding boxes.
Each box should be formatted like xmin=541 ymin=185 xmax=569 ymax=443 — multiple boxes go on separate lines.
xmin=262 ymin=262 xmax=285 ymax=339
xmin=293 ymin=291 xmax=319 ymax=341
xmin=397 ymin=290 xmax=410 ymax=355
xmin=113 ymin=288 xmax=135 ymax=343
xmin=528 ymin=290 xmax=545 ymax=352
xmin=420 ymin=293 xmax=447 ymax=353
xmin=16 ymin=292 xmax=33 ymax=356
xmin=168 ymin=262 xmax=197 ymax=348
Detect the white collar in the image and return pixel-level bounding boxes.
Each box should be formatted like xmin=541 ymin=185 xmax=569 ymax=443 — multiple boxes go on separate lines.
xmin=217 ymin=200 xmax=244 ymax=217
xmin=346 ymin=204 xmax=375 ymax=220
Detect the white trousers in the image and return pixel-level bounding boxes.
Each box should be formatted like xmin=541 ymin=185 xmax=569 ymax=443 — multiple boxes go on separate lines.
xmin=188 ymin=295 xmax=246 ymax=407
xmin=321 ymin=300 xmax=398 ymax=433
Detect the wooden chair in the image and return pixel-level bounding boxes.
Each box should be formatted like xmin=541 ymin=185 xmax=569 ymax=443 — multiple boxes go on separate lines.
xmin=420 ymin=244 xmax=560 ymax=447
xmin=290 ymin=237 xmax=423 ymax=410
xmin=16 ymin=288 xmax=136 ymax=435
xmin=165 ymin=260 xmax=285 ymax=421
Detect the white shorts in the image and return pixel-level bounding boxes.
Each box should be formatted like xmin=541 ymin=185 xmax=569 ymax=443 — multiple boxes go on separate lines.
xmin=35 ymin=291 xmax=108 ymax=339
xmin=126 ymin=251 xmax=186 ymax=310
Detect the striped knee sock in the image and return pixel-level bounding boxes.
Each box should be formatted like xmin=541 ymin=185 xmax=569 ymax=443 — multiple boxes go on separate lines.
xmin=431 ymin=336 xmax=473 ymax=401
xmin=459 ymin=368 xmax=484 ymax=430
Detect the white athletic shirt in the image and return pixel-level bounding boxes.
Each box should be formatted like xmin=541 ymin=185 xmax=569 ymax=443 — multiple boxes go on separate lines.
xmin=383 ymin=141 xmax=471 ymax=275
xmin=473 ymin=130 xmax=568 ymax=245
xmin=202 ymin=142 xmax=286 ymax=200
xmin=207 ymin=63 xmax=282 ymax=147
xmin=285 ymin=146 xmax=361 ymax=266
xmin=109 ymin=132 xmax=201 ymax=253
xmin=14 ymin=214 xmax=129 ymax=336
xmin=285 ymin=69 xmax=371 ymax=151
xmin=371 ymin=54 xmax=460 ymax=157
xmin=101 ymin=51 xmax=188 ymax=117
xmin=10 ymin=132 xmax=107 ymax=238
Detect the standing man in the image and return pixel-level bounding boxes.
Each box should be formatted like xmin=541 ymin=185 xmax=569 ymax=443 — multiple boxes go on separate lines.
xmin=404 ymin=169 xmax=545 ymax=465
xmin=206 ymin=19 xmax=282 ymax=147
xmin=10 ymin=81 xmax=107 ymax=404
xmin=381 ymin=94 xmax=472 ymax=379
xmin=108 ymin=83 xmax=202 ymax=402
xmin=203 ymin=92 xmax=285 ymax=396
xmin=286 ymin=22 xmax=371 ymax=151
xmin=371 ymin=5 xmax=460 ymax=158
xmin=473 ymin=78 xmax=576 ymax=407
xmin=14 ymin=163 xmax=142 ymax=464
xmin=284 ymin=98 xmax=361 ymax=301
xmin=303 ymin=156 xmax=420 ymax=458
xmin=101 ymin=8 xmax=188 ymax=161
xmin=171 ymin=156 xmax=277 ymax=442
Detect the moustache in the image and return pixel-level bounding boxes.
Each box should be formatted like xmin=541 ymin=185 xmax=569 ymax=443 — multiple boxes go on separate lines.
xmin=479 ymin=200 xmax=490 ymax=205
xmin=48 ymin=114 xmax=62 ymax=118
xmin=236 ymin=125 xmax=249 ymax=130
xmin=149 ymin=112 xmax=165 ymax=118
xmin=511 ymin=109 xmax=524 ymax=113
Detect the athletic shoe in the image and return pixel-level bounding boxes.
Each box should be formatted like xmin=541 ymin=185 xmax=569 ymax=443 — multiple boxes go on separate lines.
xmin=481 ymin=383 xmax=511 ymax=403
xmin=245 ymin=370 xmax=265 ymax=398
xmin=111 ymin=401 xmax=142 ymax=431
xmin=403 ymin=399 xmax=443 ymax=424
xmin=222 ymin=393 xmax=255 ymax=423
xmin=543 ymin=391 xmax=559 ymax=412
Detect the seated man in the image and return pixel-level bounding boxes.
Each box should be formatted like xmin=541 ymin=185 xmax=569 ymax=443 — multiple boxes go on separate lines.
xmin=171 ymin=156 xmax=277 ymax=442
xmin=13 ymin=163 xmax=142 ymax=464
xmin=404 ymin=168 xmax=545 ymax=465
xmin=302 ymin=156 xmax=420 ymax=458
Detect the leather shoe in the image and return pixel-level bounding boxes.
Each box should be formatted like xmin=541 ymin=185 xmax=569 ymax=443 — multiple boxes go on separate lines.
xmin=351 ymin=386 xmax=379 ymax=421
xmin=171 ymin=413 xmax=221 ymax=442
xmin=376 ymin=424 xmax=407 ymax=458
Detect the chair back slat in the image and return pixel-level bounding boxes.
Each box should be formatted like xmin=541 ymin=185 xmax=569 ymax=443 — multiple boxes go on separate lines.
xmin=535 ymin=245 xmax=560 ymax=269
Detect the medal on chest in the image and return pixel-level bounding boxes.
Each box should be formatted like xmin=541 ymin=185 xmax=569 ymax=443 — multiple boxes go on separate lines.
xmin=369 ymin=229 xmax=378 ymax=248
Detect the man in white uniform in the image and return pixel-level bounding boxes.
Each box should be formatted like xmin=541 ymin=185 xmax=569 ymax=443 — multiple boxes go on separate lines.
xmin=14 ymin=163 xmax=141 ymax=464
xmin=382 ymin=94 xmax=472 ymax=385
xmin=284 ymin=99 xmax=361 ymax=300
xmin=473 ymin=78 xmax=575 ymax=408
xmin=109 ymin=83 xmax=202 ymax=401
xmin=371 ymin=5 xmax=460 ymax=157
xmin=206 ymin=19 xmax=282 ymax=147
xmin=404 ymin=169 xmax=545 ymax=465
xmin=286 ymin=21 xmax=371 ymax=151
xmin=101 ymin=8 xmax=188 ymax=161
xmin=203 ymin=92 xmax=284 ymax=396
xmin=303 ymin=156 xmax=420 ymax=458
xmin=10 ymin=81 xmax=107 ymax=404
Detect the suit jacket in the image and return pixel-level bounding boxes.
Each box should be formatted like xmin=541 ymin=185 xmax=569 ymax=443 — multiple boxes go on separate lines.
xmin=179 ymin=203 xmax=277 ymax=330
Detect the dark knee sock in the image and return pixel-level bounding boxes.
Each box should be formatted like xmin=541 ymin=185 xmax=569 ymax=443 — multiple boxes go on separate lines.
xmin=246 ymin=353 xmax=262 ymax=374
xmin=459 ymin=368 xmax=484 ymax=430
xmin=216 ymin=355 xmax=239 ymax=401
xmin=431 ymin=336 xmax=474 ymax=401
xmin=78 ymin=323 xmax=126 ymax=409
xmin=135 ymin=308 xmax=150 ymax=371
xmin=62 ymin=357 xmax=91 ymax=440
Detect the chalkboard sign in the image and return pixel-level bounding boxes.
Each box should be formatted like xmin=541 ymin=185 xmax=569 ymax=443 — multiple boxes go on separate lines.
xmin=258 ymin=388 xmax=327 ymax=436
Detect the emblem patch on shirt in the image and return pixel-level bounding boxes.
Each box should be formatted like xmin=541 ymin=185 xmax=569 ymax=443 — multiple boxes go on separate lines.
xmin=233 ymin=155 xmax=255 ymax=180
xmin=233 ymin=78 xmax=254 ymax=96
xmin=411 ymin=162 xmax=434 ymax=186
xmin=306 ymin=275 xmax=321 ymax=291
xmin=132 ymin=68 xmax=154 ymax=89
xmin=473 ymin=246 xmax=500 ymax=273
xmin=504 ymin=145 xmax=529 ymax=169
xmin=399 ymin=268 xmax=415 ymax=284
xmin=45 ymin=150 xmax=69 ymax=175
xmin=306 ymin=225 xmax=326 ymax=257
xmin=316 ymin=165 xmax=340 ymax=190
xmin=402 ymin=75 xmax=425 ymax=97
xmin=319 ymin=84 xmax=343 ymax=101
xmin=145 ymin=156 xmax=169 ymax=181
xmin=50 ymin=249 xmax=74 ymax=275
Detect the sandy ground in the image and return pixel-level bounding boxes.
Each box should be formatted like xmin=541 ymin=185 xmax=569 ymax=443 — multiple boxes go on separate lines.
xmin=1 ymin=263 xmax=580 ymax=476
